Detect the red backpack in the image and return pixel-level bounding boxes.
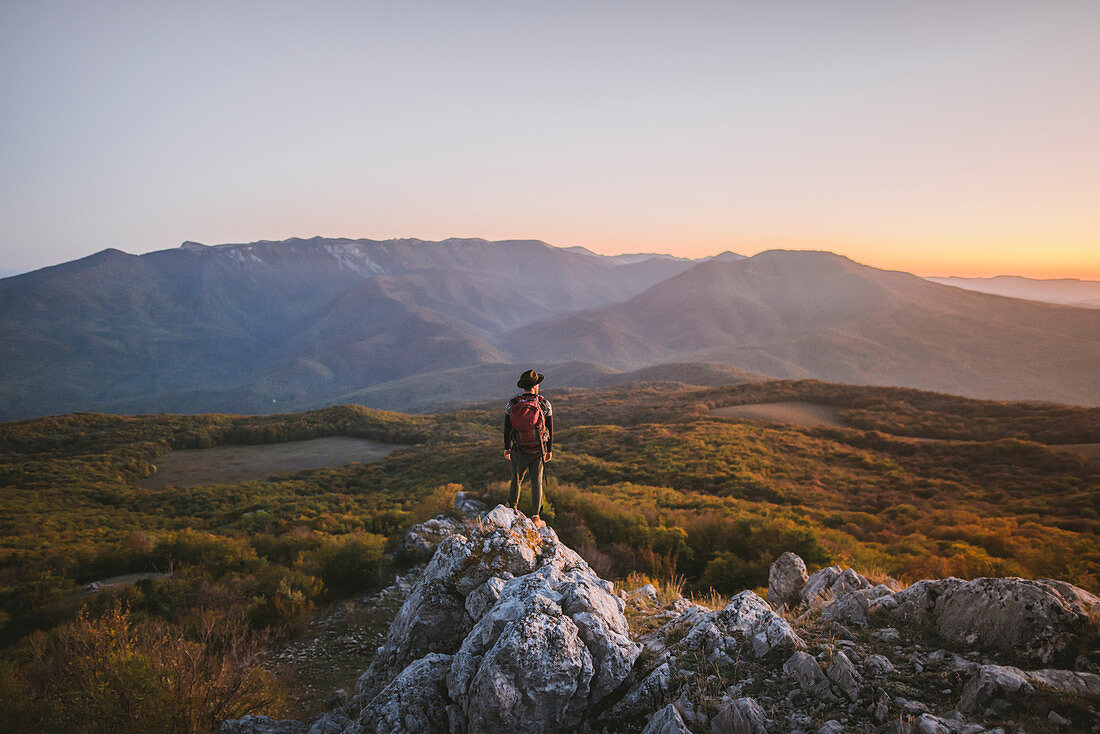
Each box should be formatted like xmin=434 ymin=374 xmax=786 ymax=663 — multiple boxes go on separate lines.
xmin=509 ymin=394 xmax=548 ymax=454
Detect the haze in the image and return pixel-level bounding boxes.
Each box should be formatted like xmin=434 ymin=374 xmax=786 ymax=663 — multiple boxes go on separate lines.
xmin=2 ymin=1 xmax=1098 ymax=278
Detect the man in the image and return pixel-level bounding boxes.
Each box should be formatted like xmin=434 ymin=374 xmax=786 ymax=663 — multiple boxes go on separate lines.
xmin=504 ymin=369 xmax=553 ymax=527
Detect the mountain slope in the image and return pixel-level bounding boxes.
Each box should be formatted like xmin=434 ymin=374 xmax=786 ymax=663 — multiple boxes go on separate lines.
xmin=927 ymin=275 xmax=1100 ymax=309
xmin=0 ymin=237 xmax=698 ymax=419
xmin=506 ymin=250 xmax=1100 ymax=405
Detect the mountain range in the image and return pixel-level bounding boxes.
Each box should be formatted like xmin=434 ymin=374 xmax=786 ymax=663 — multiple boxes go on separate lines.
xmin=926 ymin=275 xmax=1100 ymax=309
xmin=1 ymin=237 xmax=1098 ymax=419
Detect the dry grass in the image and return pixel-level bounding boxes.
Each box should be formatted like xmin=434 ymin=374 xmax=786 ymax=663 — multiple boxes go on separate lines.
xmin=689 ymin=588 xmax=730 ymax=611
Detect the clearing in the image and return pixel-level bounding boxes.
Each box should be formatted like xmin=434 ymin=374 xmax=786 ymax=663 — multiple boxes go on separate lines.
xmin=710 ymin=401 xmax=849 ymax=429
xmin=139 ymin=436 xmax=407 ymax=489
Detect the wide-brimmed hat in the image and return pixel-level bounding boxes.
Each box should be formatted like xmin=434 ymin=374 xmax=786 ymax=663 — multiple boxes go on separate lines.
xmin=517 ymin=369 xmax=544 ymax=389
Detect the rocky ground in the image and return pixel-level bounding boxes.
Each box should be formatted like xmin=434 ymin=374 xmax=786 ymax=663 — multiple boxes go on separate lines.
xmin=225 ymin=495 xmax=1100 ymax=734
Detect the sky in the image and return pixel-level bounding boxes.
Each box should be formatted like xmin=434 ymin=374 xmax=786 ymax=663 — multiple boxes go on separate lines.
xmin=2 ymin=1 xmax=1098 ymax=279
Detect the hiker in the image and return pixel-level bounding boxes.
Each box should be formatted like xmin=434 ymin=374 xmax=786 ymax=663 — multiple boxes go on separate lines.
xmin=504 ymin=369 xmax=553 ymax=528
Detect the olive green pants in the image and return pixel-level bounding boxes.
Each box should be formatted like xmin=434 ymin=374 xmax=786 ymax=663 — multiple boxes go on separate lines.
xmin=508 ymin=450 xmax=544 ymax=517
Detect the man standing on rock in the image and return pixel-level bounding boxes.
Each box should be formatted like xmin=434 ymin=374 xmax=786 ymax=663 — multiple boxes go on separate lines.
xmin=504 ymin=369 xmax=553 ymax=528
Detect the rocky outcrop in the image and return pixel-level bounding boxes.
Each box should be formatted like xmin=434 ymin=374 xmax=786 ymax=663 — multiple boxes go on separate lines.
xmin=958 ymin=663 xmax=1100 ymax=716
xmin=884 ymin=576 xmax=1100 ymax=665
xmin=226 ymin=524 xmax=1100 ymax=734
xmin=231 ymin=503 xmax=640 ymax=734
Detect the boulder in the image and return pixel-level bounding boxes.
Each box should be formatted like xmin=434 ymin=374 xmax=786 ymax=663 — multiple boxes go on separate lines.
xmin=710 ymin=696 xmax=770 ymax=734
xmin=356 ymin=653 xmax=452 ymax=734
xmin=957 ymin=664 xmax=1035 ymax=715
xmin=220 ymin=716 xmax=306 ymax=734
xmin=958 ymin=663 xmax=1100 ymax=716
xmin=642 ymin=703 xmax=692 ymax=734
xmin=604 ymin=662 xmax=672 ymax=720
xmin=767 ymin=552 xmax=808 ymax=609
xmin=783 ymin=651 xmax=835 ymax=701
xmin=888 ymin=577 xmax=1100 ymax=665
xmin=396 ymin=516 xmax=463 ymax=562
xmin=453 ymin=491 xmax=488 ymax=515
xmin=863 ymin=653 xmax=896 ymax=677
xmin=676 ymin=591 xmax=804 ymax=666
xmin=821 ymin=584 xmax=895 ymax=627
xmin=801 ymin=565 xmax=873 ymax=608
xmin=826 ymin=651 xmax=863 ymax=702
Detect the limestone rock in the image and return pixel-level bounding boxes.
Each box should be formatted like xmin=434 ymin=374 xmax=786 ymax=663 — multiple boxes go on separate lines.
xmin=220 ymin=716 xmax=306 ymax=734
xmin=305 ymin=713 xmax=348 ymax=734
xmin=604 ymin=662 xmax=672 ymax=720
xmin=677 ymin=591 xmax=804 ymax=666
xmin=826 ymin=650 xmax=863 ymax=702
xmin=356 ymin=653 xmax=452 ymax=734
xmin=396 ymin=516 xmax=463 ymax=562
xmin=863 ymin=653 xmax=896 ymax=677
xmin=957 ymin=664 xmax=1035 ymax=714
xmin=346 ymin=505 xmax=638 ymax=734
xmin=889 ymin=577 xmax=1100 ymax=665
xmin=783 ymin=651 xmax=835 ymax=700
xmin=767 ymin=552 xmax=808 ymax=609
xmin=642 ymin=703 xmax=692 ymax=734
xmin=710 ymin=696 xmax=770 ymax=734
xmin=801 ymin=565 xmax=873 ymax=608
xmin=464 ymin=576 xmax=507 ymax=624
xmin=453 ymin=490 xmax=488 ymax=515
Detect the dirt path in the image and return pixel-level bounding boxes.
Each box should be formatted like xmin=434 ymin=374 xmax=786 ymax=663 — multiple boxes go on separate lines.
xmin=710 ymin=402 xmax=849 ymax=429
xmin=139 ymin=436 xmax=408 ymax=489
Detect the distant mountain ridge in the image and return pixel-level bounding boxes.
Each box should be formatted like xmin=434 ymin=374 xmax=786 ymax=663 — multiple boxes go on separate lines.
xmin=1 ymin=238 xmax=1098 ymax=419
xmin=0 ymin=237 xmax=700 ymax=419
xmin=507 ymin=250 xmax=1100 ymax=406
xmin=927 ymin=275 xmax=1100 ymax=309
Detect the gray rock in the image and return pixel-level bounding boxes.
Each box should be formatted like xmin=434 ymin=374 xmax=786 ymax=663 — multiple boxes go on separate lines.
xmin=453 ymin=491 xmax=487 ymax=515
xmin=631 ymin=583 xmax=660 ymax=603
xmin=888 ymin=577 xmax=1100 ymax=665
xmin=604 ymin=662 xmax=673 ymax=720
xmin=356 ymin=653 xmax=452 ymax=734
xmin=464 ymin=576 xmax=507 ymax=623
xmin=1027 ymin=667 xmax=1100 ymax=696
xmin=912 ymin=713 xmax=963 ymax=734
xmin=863 ymin=654 xmax=896 ymax=677
xmin=801 ymin=566 xmax=872 ymax=608
xmin=346 ymin=505 xmax=638 ymax=734
xmin=643 ymin=703 xmax=692 ymax=734
xmin=826 ymin=651 xmax=863 ymax=702
xmin=815 ymin=721 xmax=844 ymax=734
xmin=783 ymin=651 xmax=836 ymax=700
xmin=221 ymin=716 xmax=306 ymax=734
xmin=396 ymin=516 xmax=462 ymax=561
xmin=1047 ymin=710 xmax=1072 ymax=727
xmin=957 ymin=664 xmax=1034 ymax=714
xmin=711 ymin=696 xmax=769 ymax=734
xmin=679 ymin=591 xmax=804 ymax=665
xmin=305 ymin=713 xmax=348 ymax=734
xmin=767 ymin=552 xmax=808 ymax=609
